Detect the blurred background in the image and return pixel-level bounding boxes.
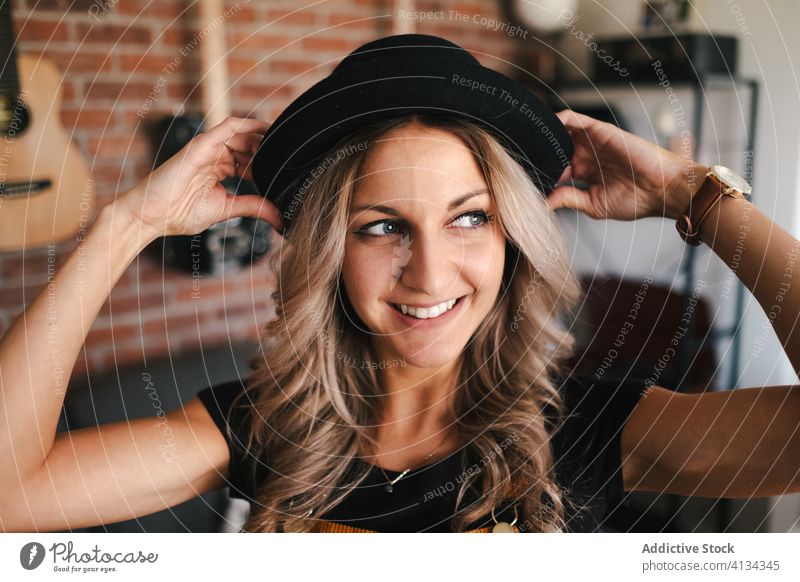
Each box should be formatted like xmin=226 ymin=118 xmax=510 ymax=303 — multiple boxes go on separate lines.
xmin=1 ymin=0 xmax=799 ymax=533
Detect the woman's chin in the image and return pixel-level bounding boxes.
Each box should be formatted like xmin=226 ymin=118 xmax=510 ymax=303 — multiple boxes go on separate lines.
xmin=382 ymin=341 xmax=463 ymax=369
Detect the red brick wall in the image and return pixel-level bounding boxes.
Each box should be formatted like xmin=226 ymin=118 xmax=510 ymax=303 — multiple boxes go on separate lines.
xmin=0 ymin=0 xmax=530 ymax=377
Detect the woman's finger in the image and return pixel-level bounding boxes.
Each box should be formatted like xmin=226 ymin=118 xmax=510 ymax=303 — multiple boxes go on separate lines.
xmin=554 ymin=164 xmax=573 ymax=186
xmin=207 ymin=132 xmax=263 ymax=180
xmin=205 ymin=149 xmax=259 ymax=184
xmin=239 ymin=159 xmax=256 ymax=182
xmin=223 ymin=135 xmax=262 ymax=170
xmin=546 ymin=184 xmax=592 ymax=214
xmin=556 ymin=108 xmax=592 ymax=132
xmin=220 ymin=132 xmax=264 ymax=155
xmin=220 ymin=149 xmax=253 ymax=181
xmin=205 ymin=116 xmax=271 ymax=145
xmin=223 ymin=193 xmax=284 ymax=232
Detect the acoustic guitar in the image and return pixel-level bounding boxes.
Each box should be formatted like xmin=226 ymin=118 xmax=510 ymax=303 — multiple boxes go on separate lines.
xmin=0 ymin=1 xmax=93 ymax=251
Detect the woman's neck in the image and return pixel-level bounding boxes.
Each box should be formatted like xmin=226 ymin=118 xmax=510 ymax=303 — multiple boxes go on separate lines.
xmin=367 ymin=356 xmax=463 ymax=471
xmin=379 ymin=356 xmax=460 ymax=424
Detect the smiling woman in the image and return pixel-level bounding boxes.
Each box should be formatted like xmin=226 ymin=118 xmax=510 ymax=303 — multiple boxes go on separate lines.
xmin=343 ymin=122 xmax=508 ymax=368
xmin=6 ymin=33 xmax=800 ymax=536
xmin=222 ymin=111 xmax=585 ymax=533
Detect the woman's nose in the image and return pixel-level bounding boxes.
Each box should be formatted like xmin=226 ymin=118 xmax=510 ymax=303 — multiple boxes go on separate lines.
xmin=396 ymin=232 xmax=460 ymax=298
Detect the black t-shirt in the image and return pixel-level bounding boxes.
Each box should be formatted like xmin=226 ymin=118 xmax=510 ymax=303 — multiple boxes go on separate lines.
xmin=196 ymin=372 xmax=649 ymax=532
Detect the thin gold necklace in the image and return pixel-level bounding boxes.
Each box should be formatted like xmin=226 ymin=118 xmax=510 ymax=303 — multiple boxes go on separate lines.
xmin=374 ymin=434 xmax=451 ymax=493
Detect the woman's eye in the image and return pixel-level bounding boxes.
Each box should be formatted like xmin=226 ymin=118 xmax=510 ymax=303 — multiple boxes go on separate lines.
xmin=451 ymin=210 xmax=491 ymax=228
xmin=357 ymin=220 xmax=403 ymax=237
xmin=355 ymin=210 xmax=491 ymax=238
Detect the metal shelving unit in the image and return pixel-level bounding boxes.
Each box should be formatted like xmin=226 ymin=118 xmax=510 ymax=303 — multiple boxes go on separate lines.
xmin=552 ymin=74 xmax=758 ymax=394
xmin=550 ymin=74 xmax=759 ymax=532
xmin=676 ymin=75 xmax=759 ymax=393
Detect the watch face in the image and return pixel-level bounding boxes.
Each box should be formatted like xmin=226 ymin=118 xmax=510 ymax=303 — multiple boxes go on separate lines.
xmin=712 ymin=165 xmax=752 ymax=195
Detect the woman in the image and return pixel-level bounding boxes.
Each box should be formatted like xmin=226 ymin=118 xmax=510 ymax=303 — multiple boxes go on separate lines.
xmin=1 ymin=34 xmax=798 ymax=533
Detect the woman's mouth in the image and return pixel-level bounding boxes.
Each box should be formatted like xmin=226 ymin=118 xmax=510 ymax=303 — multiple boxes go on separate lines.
xmin=388 ymin=295 xmax=467 ymax=327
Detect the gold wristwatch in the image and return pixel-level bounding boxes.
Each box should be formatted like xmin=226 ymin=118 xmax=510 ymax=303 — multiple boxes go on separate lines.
xmin=675 ymin=165 xmax=752 ymax=246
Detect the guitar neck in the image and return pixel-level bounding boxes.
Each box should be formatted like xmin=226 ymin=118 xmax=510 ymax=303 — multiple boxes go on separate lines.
xmin=0 ymin=0 xmax=22 ymax=99
xmin=199 ymin=0 xmax=231 ymax=128
xmin=392 ymin=0 xmax=416 ymax=35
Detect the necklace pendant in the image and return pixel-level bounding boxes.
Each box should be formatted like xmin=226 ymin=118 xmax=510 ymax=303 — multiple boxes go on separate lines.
xmin=384 ymin=483 xmax=394 ymax=493
xmin=492 ymin=521 xmax=516 ymax=533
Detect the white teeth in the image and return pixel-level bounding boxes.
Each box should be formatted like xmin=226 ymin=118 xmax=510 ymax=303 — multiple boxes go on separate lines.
xmin=395 ymin=298 xmax=459 ymax=319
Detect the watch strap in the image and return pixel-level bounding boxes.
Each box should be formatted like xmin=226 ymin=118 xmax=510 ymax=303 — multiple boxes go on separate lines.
xmin=675 ymin=171 xmax=737 ymax=246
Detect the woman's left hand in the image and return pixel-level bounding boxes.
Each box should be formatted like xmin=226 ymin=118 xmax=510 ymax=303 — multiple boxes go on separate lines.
xmin=546 ymin=109 xmax=707 ymax=221
xmin=114 ymin=116 xmax=282 ymax=240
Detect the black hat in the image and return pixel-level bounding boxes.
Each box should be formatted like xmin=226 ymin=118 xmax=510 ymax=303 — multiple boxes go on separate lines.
xmin=251 ymin=33 xmax=572 ymax=229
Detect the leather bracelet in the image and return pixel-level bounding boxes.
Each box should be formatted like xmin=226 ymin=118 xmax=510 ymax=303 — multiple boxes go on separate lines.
xmin=675 ymin=189 xmax=724 ymax=246
xmin=675 ymin=167 xmax=749 ymax=246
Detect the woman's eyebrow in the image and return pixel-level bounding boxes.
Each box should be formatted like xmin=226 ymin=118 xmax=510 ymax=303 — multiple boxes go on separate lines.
xmin=351 ymin=188 xmax=490 ymax=216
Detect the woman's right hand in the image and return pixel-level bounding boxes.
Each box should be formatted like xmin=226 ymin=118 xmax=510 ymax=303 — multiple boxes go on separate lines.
xmin=115 ymin=116 xmax=284 ymax=240
xmin=547 ymin=109 xmax=701 ymax=222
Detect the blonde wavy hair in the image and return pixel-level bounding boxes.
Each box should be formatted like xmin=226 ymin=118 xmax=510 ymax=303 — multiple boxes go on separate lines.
xmin=235 ymin=112 xmax=584 ymax=532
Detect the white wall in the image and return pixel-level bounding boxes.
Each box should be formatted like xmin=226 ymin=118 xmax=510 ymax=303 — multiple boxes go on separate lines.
xmin=560 ymin=0 xmax=799 ymax=385
xmin=694 ymin=0 xmax=800 ymax=378
xmin=700 ymin=0 xmax=800 ymax=535
xmin=557 ymin=0 xmax=800 ymax=532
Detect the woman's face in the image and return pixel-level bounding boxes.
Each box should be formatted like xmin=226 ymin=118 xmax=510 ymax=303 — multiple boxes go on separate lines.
xmin=341 ymin=124 xmax=506 ymax=368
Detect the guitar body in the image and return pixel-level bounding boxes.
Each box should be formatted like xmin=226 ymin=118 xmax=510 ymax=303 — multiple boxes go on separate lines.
xmin=0 ymin=54 xmax=93 ymax=251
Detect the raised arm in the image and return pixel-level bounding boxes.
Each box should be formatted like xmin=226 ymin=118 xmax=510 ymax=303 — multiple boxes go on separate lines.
xmin=549 ymin=110 xmax=800 ymax=499
xmin=625 ymin=175 xmax=800 ymax=498
xmin=676 ymin=179 xmax=800 ymax=375
xmin=0 ymin=117 xmax=279 ymax=530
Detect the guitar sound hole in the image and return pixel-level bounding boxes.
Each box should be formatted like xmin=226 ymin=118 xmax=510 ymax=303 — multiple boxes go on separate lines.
xmin=0 ymin=97 xmax=30 ymax=137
